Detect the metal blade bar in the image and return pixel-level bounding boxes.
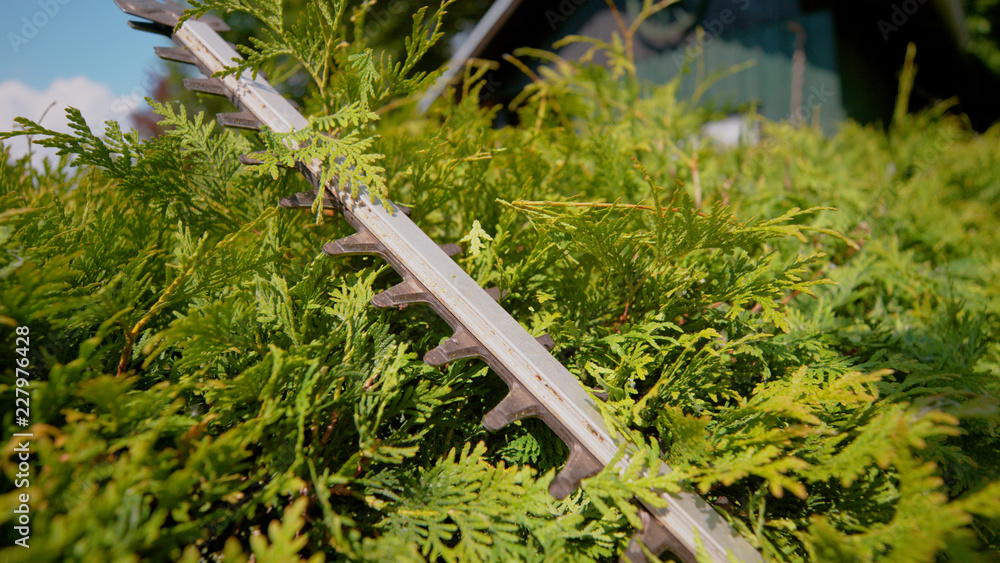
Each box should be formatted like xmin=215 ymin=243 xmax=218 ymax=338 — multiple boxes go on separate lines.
xmin=135 ymin=13 xmax=761 ymax=563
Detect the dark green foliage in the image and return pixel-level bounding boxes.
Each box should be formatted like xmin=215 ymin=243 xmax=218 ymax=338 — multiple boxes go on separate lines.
xmin=2 ymin=1 xmax=999 ymax=561
xmin=968 ymin=0 xmax=1000 ymax=75
xmin=183 ymin=0 xmax=454 ymax=203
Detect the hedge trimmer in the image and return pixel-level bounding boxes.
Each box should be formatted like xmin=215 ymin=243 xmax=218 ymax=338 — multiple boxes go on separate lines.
xmin=111 ymin=2 xmax=763 ymax=561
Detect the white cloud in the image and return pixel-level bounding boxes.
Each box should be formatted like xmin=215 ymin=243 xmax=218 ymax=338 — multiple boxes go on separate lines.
xmin=0 ymin=76 xmax=135 ymax=166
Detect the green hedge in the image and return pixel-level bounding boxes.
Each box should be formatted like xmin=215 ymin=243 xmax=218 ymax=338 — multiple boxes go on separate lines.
xmin=1 ymin=2 xmax=999 ymax=561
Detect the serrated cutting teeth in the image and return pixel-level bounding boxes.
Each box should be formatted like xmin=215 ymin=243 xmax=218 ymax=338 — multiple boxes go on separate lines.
xmin=424 ymin=326 xmax=486 ymax=366
xmin=549 ymin=441 xmax=604 ymax=500
xmin=112 ymin=3 xmax=767 ymax=558
xmin=481 ymin=378 xmax=597 ymax=498
xmin=242 ymin=152 xmax=303 ymax=169
xmin=127 ymin=20 xmax=174 ymax=37
xmin=114 ymin=0 xmax=229 ymax=31
xmin=279 ymin=189 xmax=338 ymax=210
xmin=184 ymin=77 xmax=230 ymax=97
xmin=482 ymin=383 xmax=542 ymax=431
xmin=484 ymin=286 xmax=508 ymax=302
xmin=239 ymin=152 xmax=266 ymax=166
xmin=323 ymin=228 xmax=385 ymax=257
xmin=439 ymin=243 xmax=461 ymax=257
xmin=621 ymin=509 xmax=689 ymax=563
xmin=155 ymin=46 xmax=197 ymax=65
xmin=217 ymin=111 xmax=263 ymax=130
xmin=535 ymin=333 xmax=556 ymax=351
xmin=371 ymin=278 xmax=433 ymax=309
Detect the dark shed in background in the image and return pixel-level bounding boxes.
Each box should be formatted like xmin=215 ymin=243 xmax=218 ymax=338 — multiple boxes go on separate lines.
xmin=422 ymin=0 xmax=998 ymax=132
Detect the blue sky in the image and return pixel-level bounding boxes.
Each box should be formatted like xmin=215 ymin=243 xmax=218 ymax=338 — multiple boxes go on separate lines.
xmin=1 ymin=1 xmax=176 ymax=162
xmin=2 ymin=1 xmax=169 ymax=97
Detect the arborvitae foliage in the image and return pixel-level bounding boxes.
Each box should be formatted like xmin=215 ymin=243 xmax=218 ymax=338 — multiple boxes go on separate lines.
xmin=2 ymin=1 xmax=999 ymax=561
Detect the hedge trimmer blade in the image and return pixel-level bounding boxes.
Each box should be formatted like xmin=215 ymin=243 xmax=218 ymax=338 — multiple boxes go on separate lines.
xmin=111 ymin=2 xmax=763 ymax=561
